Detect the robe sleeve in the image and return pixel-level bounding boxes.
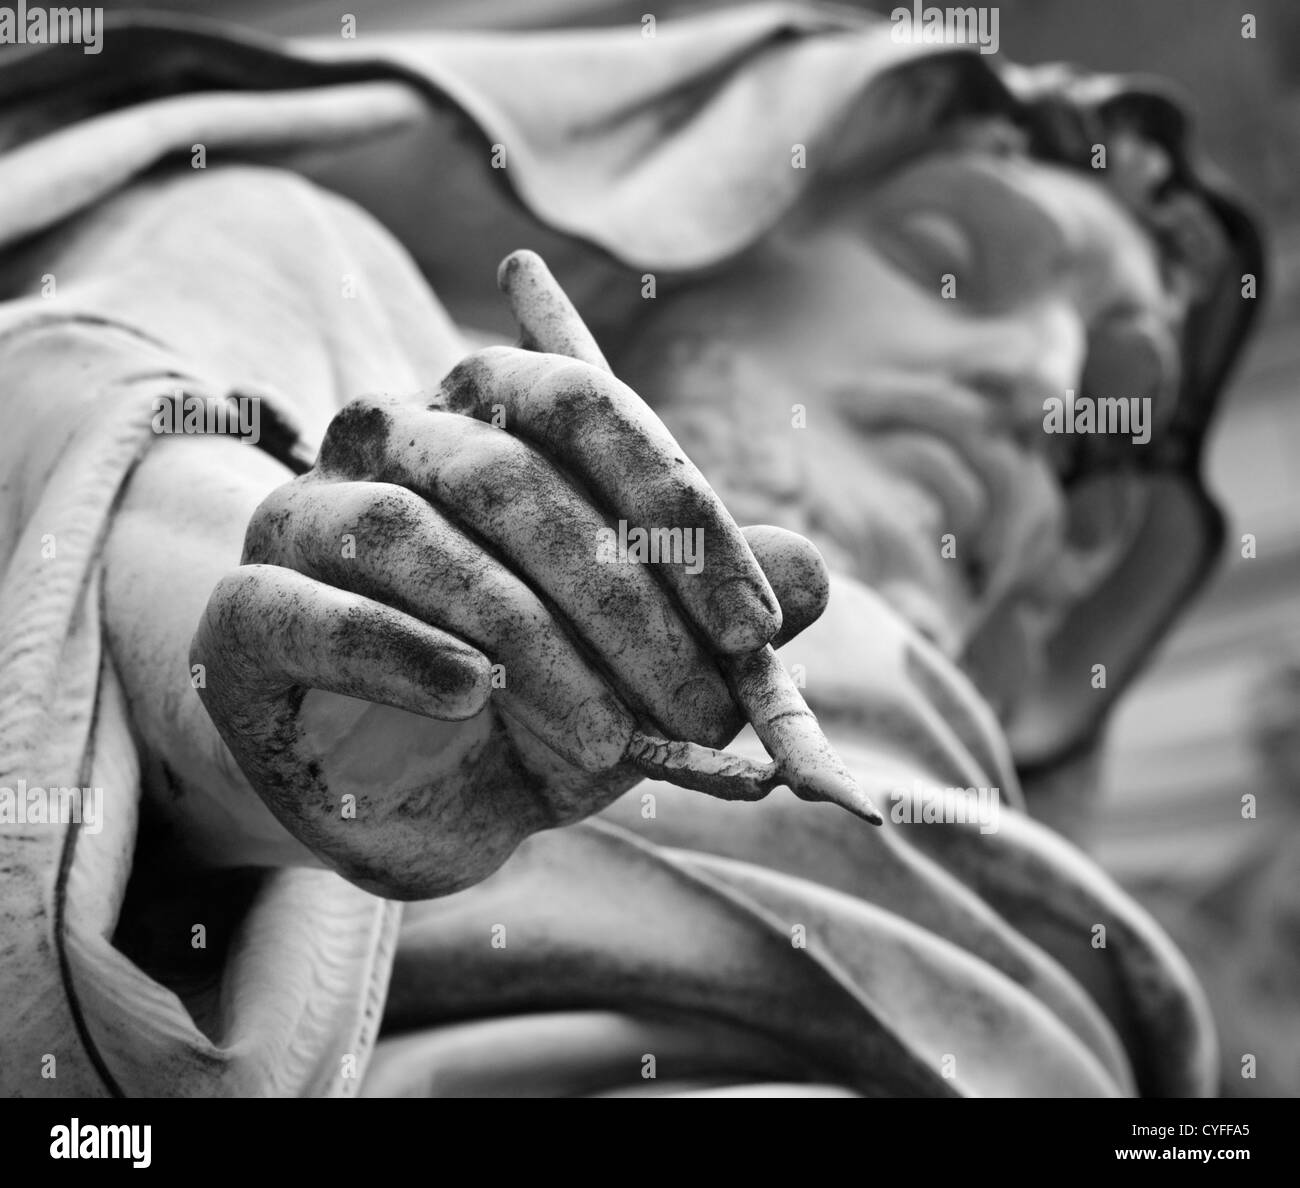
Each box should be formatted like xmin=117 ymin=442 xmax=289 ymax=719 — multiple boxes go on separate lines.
xmin=0 ymin=156 xmax=470 ymax=1094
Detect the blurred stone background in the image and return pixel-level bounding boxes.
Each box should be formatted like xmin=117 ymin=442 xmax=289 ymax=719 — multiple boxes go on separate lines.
xmin=141 ymin=0 xmax=1300 ymax=1094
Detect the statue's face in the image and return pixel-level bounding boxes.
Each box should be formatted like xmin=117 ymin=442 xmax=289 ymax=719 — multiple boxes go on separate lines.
xmin=611 ymin=150 xmax=1186 ymax=711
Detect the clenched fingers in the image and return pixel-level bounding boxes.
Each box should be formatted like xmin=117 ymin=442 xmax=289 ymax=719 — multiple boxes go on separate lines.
xmin=433 ymin=351 xmax=785 ymax=654
xmin=243 ymin=480 xmax=649 ymax=772
xmin=311 ymin=401 xmax=757 ymax=745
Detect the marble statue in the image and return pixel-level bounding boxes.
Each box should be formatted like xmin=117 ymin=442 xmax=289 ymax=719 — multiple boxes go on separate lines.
xmin=0 ymin=6 xmax=1263 ymax=1096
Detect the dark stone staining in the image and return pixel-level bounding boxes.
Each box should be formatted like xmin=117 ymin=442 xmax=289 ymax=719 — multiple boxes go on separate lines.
xmin=317 ymin=398 xmax=394 ymax=477
xmin=437 ymin=357 xmax=490 ymax=415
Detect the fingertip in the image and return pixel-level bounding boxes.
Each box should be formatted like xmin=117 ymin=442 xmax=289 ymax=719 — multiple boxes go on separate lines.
xmin=706 ymin=576 xmax=783 ymax=654
xmin=567 ymin=696 xmax=635 ymax=773
xmin=496 ymin=248 xmax=541 ymax=294
xmin=413 ymin=639 xmax=494 ymax=722
xmin=742 ymin=525 xmax=830 ymax=648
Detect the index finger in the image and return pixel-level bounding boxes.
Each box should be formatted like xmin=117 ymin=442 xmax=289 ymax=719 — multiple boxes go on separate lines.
xmin=436 ymin=253 xmax=782 ymax=656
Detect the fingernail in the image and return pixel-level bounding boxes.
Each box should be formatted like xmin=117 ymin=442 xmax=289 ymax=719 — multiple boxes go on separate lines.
xmin=569 ymin=696 xmax=634 ymax=773
xmin=707 ymin=577 xmax=782 ymax=654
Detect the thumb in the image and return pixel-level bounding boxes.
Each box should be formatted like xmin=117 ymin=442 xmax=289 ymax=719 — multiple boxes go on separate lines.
xmin=741 ymin=525 xmax=830 ymax=649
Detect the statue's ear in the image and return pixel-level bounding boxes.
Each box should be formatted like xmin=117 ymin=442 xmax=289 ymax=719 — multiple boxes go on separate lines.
xmin=1080 ymin=313 xmax=1181 ymax=442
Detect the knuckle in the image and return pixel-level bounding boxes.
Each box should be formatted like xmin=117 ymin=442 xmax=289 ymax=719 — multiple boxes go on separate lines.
xmin=200 ymin=567 xmax=275 ymax=653
xmin=535 ymin=361 xmax=617 ymax=421
xmin=338 ymin=482 xmax=430 ymax=538
xmin=210 ymin=565 xmax=268 ymax=610
xmin=438 ymin=346 xmax=523 ymax=411
xmin=243 ymin=481 xmax=301 ymax=560
xmin=464 ymin=344 xmax=522 ymax=371
xmin=442 ymin=422 xmax=543 ymax=498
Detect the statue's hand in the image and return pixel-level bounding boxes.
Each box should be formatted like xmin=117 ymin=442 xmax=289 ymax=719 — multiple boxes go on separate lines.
xmin=191 ymin=350 xmax=827 ymax=899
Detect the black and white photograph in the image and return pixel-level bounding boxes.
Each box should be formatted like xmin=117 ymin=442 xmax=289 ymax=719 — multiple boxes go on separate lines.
xmin=0 ymin=0 xmax=1293 ymax=1166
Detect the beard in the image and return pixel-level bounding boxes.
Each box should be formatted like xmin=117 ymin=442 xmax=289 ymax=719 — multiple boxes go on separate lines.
xmin=617 ymin=331 xmax=1140 ymax=731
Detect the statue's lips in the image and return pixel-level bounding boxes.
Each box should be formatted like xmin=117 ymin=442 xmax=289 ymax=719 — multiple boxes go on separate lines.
xmin=861 ymin=426 xmax=990 ymax=638
xmin=846 ymin=409 xmax=1016 ymax=593
xmin=870 ymin=427 xmax=988 ymax=544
